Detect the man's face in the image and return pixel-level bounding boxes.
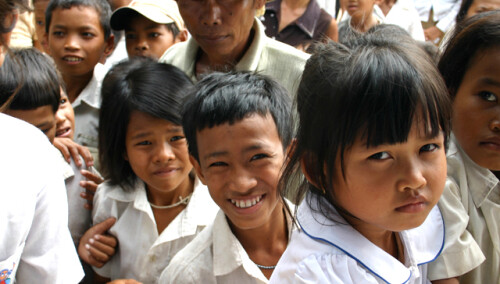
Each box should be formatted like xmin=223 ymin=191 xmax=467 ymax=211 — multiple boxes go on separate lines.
xmin=175 ymin=0 xmax=264 ymax=62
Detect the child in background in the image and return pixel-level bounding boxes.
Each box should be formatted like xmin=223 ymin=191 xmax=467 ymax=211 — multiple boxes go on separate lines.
xmin=455 ymin=0 xmax=500 ymax=24
xmin=161 ymin=71 xmax=294 ymax=283
xmin=270 ymin=33 xmax=452 ymax=283
xmin=90 ymin=58 xmax=218 ymax=283
xmin=0 ymin=47 xmax=102 ymax=281
xmin=428 ymin=11 xmax=500 ymax=284
xmin=45 ymin=0 xmax=114 ymax=165
xmin=338 ymin=0 xmax=381 ymax=41
xmin=33 ymin=0 xmax=50 ymax=53
xmin=109 ymin=0 xmax=187 ymax=59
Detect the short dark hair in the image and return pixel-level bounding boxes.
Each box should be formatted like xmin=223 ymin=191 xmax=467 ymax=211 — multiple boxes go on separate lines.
xmin=280 ymin=33 xmax=451 ymax=221
xmin=182 ymin=71 xmax=293 ymax=162
xmin=0 ymin=48 xmax=61 ymax=113
xmin=456 ymin=0 xmax=474 ymax=24
xmin=45 ymin=0 xmax=113 ymax=39
xmin=439 ymin=10 xmax=500 ymax=100
xmin=99 ymin=58 xmax=193 ymax=188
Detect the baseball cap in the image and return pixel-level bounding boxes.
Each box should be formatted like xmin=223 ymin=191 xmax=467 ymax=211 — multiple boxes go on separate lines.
xmin=110 ymin=0 xmax=184 ymax=31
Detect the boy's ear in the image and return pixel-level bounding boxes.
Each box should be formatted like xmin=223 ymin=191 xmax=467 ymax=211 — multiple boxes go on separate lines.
xmin=174 ymin=29 xmax=188 ymax=43
xmin=189 ymin=155 xmax=206 ymax=185
xmin=103 ymin=33 xmax=115 ymax=57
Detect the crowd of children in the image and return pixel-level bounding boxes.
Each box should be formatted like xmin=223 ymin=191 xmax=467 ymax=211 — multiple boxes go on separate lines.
xmin=1 ymin=0 xmax=500 ymax=283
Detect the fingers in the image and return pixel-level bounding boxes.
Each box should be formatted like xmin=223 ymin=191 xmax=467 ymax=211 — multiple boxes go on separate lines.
xmin=94 ymin=217 xmax=117 ymax=234
xmin=78 ymin=218 xmax=118 ymax=267
xmin=77 ymin=145 xmax=94 ymax=168
xmin=53 ymin=138 xmax=72 ymax=163
xmin=81 ymin=169 xmax=104 ymax=184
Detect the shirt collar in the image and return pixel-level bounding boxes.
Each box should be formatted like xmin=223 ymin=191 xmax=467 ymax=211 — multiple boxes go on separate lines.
xmin=448 ymin=134 xmax=500 ymax=207
xmin=297 ymin=194 xmax=444 ymax=284
xmin=265 ymin=0 xmax=322 ymax=38
xmin=71 ymin=63 xmax=107 ymax=109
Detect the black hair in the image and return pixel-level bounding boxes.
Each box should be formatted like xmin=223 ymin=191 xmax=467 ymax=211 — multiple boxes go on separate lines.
xmin=0 ymin=48 xmax=61 ymax=113
xmin=182 ymin=71 xmax=293 ymax=162
xmin=99 ymin=57 xmax=193 ymax=188
xmin=45 ymin=0 xmax=112 ymax=39
xmin=456 ymin=0 xmax=475 ymax=24
xmin=439 ymin=10 xmax=500 ymax=100
xmin=280 ymin=32 xmax=451 ymax=222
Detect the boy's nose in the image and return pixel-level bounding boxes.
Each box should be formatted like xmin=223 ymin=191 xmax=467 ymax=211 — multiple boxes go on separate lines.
xmin=64 ymin=35 xmax=80 ymax=51
xmin=227 ymin=167 xmax=258 ymax=193
xmin=201 ymin=0 xmax=222 ymax=26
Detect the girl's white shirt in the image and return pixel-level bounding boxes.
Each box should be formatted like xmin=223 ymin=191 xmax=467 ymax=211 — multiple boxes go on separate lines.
xmin=92 ymin=176 xmax=218 ymax=283
xmin=270 ymin=193 xmax=445 ymax=284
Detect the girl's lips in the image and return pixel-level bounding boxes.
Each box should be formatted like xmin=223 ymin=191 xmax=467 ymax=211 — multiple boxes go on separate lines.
xmin=480 ymin=139 xmax=500 ymax=152
xmin=395 ymin=201 xmax=427 ymax=213
xmin=55 ymin=127 xmax=71 ymax=138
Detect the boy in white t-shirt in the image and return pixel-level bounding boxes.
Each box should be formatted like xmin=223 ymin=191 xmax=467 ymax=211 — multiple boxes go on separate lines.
xmin=160 ymin=72 xmax=294 ymax=283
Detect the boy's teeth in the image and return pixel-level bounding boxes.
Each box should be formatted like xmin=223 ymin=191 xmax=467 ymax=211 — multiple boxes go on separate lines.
xmin=231 ymin=195 xmax=262 ymax=209
xmin=65 ymin=57 xmax=82 ymax=62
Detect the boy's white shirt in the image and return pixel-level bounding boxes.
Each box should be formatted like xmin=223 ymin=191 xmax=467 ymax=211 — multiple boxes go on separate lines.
xmin=0 ymin=114 xmax=84 ymax=283
xmin=373 ymin=0 xmax=425 ymax=41
xmin=428 ymin=135 xmax=493 ymax=283
xmin=92 ymin=177 xmax=218 ymax=282
xmin=413 ymin=0 xmax=461 ymax=32
xmin=71 ymin=63 xmax=108 ymax=154
xmin=58 ymin=152 xmax=99 ymax=246
xmin=270 ymin=193 xmax=444 ymax=284
xmin=160 ymin=201 xmax=295 ymax=284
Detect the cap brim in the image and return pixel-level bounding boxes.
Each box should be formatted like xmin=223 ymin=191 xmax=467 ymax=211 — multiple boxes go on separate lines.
xmin=110 ymin=6 xmax=175 ymax=30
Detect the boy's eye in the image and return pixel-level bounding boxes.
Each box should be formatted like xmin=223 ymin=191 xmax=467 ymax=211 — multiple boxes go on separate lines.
xmin=35 ymin=20 xmax=44 ymax=27
xmin=170 ymin=136 xmax=185 ymax=142
xmin=52 ymin=31 xmax=64 ymax=37
xmin=208 ymin=161 xmax=228 ymax=168
xmin=478 ymin=91 xmax=498 ymax=102
xmin=82 ymin=32 xmax=95 ymax=38
xmin=250 ymin=153 xmax=269 ymax=161
xmin=148 ymin=32 xmax=160 ymax=38
xmin=60 ymin=98 xmax=68 ymax=105
xmin=368 ymin=152 xmax=390 ymax=160
xmin=420 ymin=143 xmax=439 ymax=153
xmin=125 ymin=33 xmax=136 ymax=39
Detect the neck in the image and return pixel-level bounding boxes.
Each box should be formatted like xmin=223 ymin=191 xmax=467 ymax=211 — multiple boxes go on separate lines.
xmin=230 ymin=201 xmax=288 ymax=276
xmin=147 ymin=175 xmax=194 ymax=207
xmin=351 ymin=12 xmax=378 ymax=33
xmin=282 ymin=0 xmax=310 ymax=9
xmin=63 ymin=72 xmax=94 ymax=103
xmin=378 ymin=0 xmax=396 ymax=16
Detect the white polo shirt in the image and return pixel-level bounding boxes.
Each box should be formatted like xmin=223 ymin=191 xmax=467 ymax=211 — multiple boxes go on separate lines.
xmin=0 ymin=114 xmax=84 ymax=283
xmin=413 ymin=0 xmax=461 ymax=32
xmin=160 ymin=201 xmax=295 ymax=284
xmin=92 ymin=177 xmax=218 ymax=282
xmin=374 ymin=0 xmax=425 ymax=41
xmin=270 ymin=193 xmax=445 ymax=284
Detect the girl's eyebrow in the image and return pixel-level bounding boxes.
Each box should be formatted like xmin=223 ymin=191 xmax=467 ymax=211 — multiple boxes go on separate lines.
xmin=479 ymin=77 xmax=500 ymax=88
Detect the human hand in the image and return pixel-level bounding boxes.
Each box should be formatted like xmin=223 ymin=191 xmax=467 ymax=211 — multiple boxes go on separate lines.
xmin=80 ymin=169 xmax=103 ymax=210
xmin=53 ymin=137 xmax=94 ymax=167
xmin=107 ymin=279 xmax=143 ymax=284
xmin=78 ymin=217 xmax=117 ymax=268
xmin=424 ymin=26 xmax=444 ymax=42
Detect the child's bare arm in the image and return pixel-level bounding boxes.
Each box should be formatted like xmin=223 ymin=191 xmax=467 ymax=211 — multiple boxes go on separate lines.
xmin=432 ymin=278 xmax=459 ymax=284
xmin=80 ymin=169 xmax=103 ymax=210
xmin=78 ymin=217 xmax=117 ymax=268
xmin=54 ymin=137 xmax=94 ymax=167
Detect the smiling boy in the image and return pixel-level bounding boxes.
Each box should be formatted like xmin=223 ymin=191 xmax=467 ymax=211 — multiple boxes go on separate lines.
xmin=45 ymin=0 xmax=114 ymax=163
xmin=159 ymin=72 xmax=294 ymax=283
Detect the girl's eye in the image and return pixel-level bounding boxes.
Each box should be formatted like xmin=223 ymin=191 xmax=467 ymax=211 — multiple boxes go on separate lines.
xmin=368 ymin=152 xmax=390 ymax=160
xmin=478 ymin=91 xmax=497 ymax=102
xmin=420 ymin=143 xmax=439 ymax=153
xmin=60 ymin=98 xmax=67 ymax=105
xmin=136 ymin=141 xmax=152 ymax=146
xmin=250 ymin=153 xmax=269 ymax=161
xmin=36 ymin=20 xmax=44 ymax=27
xmin=208 ymin=161 xmax=227 ymax=167
xmin=52 ymin=31 xmax=64 ymax=37
xmin=170 ymin=136 xmax=185 ymax=142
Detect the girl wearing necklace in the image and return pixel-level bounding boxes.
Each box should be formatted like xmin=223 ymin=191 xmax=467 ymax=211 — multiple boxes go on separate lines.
xmin=88 ymin=58 xmax=218 ymax=283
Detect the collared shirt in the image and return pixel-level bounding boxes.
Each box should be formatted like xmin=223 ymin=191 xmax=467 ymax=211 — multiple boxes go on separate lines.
xmin=0 ymin=114 xmax=84 ymax=284
xmin=413 ymin=0 xmax=461 ymax=32
xmin=316 ymin=0 xmax=337 ymax=17
xmin=92 ymin=177 xmax=218 ymax=282
xmin=428 ymin=135 xmax=494 ymax=283
xmin=261 ymin=0 xmax=333 ymax=48
xmin=373 ymin=0 xmax=425 ymax=41
xmin=159 ymin=18 xmax=309 ymax=98
xmin=160 ymin=202 xmax=295 ymax=284
xmin=270 ymin=193 xmax=445 ymax=284
xmin=72 ymin=63 xmax=108 ymax=158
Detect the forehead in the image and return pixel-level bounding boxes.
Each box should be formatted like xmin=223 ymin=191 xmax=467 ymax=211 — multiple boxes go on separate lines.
xmin=196 ymin=114 xmax=283 ymax=157
xmin=6 ymin=106 xmax=55 ymax=124
xmin=51 ymin=5 xmax=102 ymax=26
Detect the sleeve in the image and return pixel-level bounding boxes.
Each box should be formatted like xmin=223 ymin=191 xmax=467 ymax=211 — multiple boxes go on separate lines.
xmin=16 ymin=148 xmax=84 ymax=284
xmin=435 ymin=0 xmax=461 ymax=33
xmin=427 ymin=179 xmax=486 ymax=280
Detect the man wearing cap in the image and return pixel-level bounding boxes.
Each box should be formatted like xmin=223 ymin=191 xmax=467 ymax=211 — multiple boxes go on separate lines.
xmin=110 ymin=0 xmax=187 ymax=59
xmin=159 ymin=0 xmax=309 ymax=97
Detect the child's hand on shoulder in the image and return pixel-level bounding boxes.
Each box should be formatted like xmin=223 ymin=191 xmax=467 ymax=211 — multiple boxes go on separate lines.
xmin=54 ymin=137 xmax=94 ymax=167
xmin=80 ymin=168 xmax=103 ymax=210
xmin=78 ymin=217 xmax=117 ymax=268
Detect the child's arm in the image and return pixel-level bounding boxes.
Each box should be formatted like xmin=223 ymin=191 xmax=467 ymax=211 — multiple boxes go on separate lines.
xmin=78 ymin=217 xmax=117 ymax=268
xmin=432 ymin=278 xmax=459 ymax=284
xmin=80 ymin=168 xmax=103 ymax=210
xmin=54 ymin=137 xmax=94 ymax=167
